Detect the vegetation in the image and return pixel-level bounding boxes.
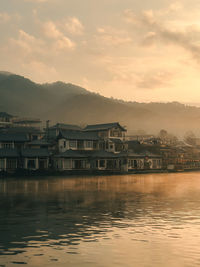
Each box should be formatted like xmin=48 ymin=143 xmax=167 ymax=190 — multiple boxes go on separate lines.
xmin=0 ymin=72 xmax=200 ymax=136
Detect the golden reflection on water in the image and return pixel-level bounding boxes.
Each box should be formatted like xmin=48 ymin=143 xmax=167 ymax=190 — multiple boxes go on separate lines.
xmin=1 ymin=172 xmax=200 ymax=267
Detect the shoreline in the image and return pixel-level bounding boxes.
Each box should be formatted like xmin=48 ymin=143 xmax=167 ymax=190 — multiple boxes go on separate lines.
xmin=1 ymin=168 xmax=200 ymax=178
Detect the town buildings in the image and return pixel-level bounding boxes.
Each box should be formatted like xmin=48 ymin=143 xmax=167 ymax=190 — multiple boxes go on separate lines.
xmin=1 ymin=111 xmax=200 ymax=175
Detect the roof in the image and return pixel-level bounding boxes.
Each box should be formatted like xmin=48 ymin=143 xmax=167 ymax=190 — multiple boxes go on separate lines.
xmin=0 ymin=127 xmax=41 ymax=134
xmin=142 ymin=151 xmax=162 ymax=158
xmin=125 ymin=152 xmax=145 ymax=158
xmin=120 ymin=151 xmax=162 ymax=158
xmin=21 ymin=148 xmax=50 ymax=157
xmin=59 ymin=130 xmax=100 ymax=140
xmin=55 ymin=150 xmax=122 ymax=159
xmin=28 ymin=139 xmax=50 ymax=146
xmin=0 ymin=148 xmax=19 ymax=158
xmin=84 ymin=122 xmax=127 ymax=132
xmin=0 ymin=112 xmax=13 ymax=118
xmin=50 ymin=123 xmax=82 ymax=131
xmin=0 ymin=133 xmax=29 ymax=142
xmin=88 ymin=150 xmax=121 ymax=158
xmin=55 ymin=150 xmax=88 ymax=158
xmin=110 ymin=138 xmax=123 ymax=144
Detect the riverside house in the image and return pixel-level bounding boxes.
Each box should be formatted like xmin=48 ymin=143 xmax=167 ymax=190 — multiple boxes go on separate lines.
xmin=53 ymin=122 xmax=128 ymax=172
xmin=0 ymin=117 xmax=165 ymax=174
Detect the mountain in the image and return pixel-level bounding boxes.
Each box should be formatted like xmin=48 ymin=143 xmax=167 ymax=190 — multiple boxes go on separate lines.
xmin=0 ymin=72 xmax=200 ymax=136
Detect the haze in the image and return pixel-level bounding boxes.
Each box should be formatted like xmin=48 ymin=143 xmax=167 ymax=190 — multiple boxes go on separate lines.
xmin=0 ymin=0 xmax=200 ymax=102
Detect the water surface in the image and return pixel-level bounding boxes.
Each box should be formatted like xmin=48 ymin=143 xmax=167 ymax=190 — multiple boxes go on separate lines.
xmin=1 ymin=172 xmax=200 ymax=266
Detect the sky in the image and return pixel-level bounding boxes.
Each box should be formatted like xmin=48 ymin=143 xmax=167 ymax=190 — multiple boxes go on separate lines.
xmin=1 ymin=0 xmax=200 ymax=102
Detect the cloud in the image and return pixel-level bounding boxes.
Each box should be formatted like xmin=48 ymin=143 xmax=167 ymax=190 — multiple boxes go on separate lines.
xmin=124 ymin=8 xmax=200 ymax=62
xmin=54 ymin=37 xmax=75 ymax=50
xmin=9 ymin=30 xmax=45 ymax=56
xmin=43 ymin=21 xmax=62 ymax=39
xmin=22 ymin=60 xmax=58 ymax=82
xmin=43 ymin=21 xmax=76 ymax=50
xmin=0 ymin=13 xmax=11 ymax=23
xmin=95 ymin=26 xmax=132 ymax=46
xmin=137 ymin=70 xmax=174 ymax=89
xmin=23 ymin=0 xmax=50 ymax=2
xmin=63 ymin=17 xmax=84 ymax=35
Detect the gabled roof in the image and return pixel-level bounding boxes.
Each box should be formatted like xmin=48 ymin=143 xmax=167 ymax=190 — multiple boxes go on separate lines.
xmin=58 ymin=130 xmax=100 ymax=140
xmin=84 ymin=122 xmax=126 ymax=132
xmin=50 ymin=123 xmax=82 ymax=131
xmin=0 ymin=133 xmax=29 ymax=142
xmin=0 ymin=148 xmax=19 ymax=158
xmin=21 ymin=148 xmax=50 ymax=157
xmin=0 ymin=112 xmax=13 ymax=118
xmin=28 ymin=139 xmax=50 ymax=146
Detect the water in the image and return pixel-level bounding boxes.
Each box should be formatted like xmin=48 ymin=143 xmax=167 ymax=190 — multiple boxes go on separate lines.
xmin=1 ymin=173 xmax=200 ymax=266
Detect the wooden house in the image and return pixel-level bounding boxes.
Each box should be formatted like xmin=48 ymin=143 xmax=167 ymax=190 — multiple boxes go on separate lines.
xmin=0 ymin=148 xmax=19 ymax=172
xmin=0 ymin=132 xmax=29 ymax=150
xmin=57 ymin=130 xmax=100 ymax=152
xmin=21 ymin=148 xmax=50 ymax=170
xmin=84 ymin=122 xmax=127 ymax=153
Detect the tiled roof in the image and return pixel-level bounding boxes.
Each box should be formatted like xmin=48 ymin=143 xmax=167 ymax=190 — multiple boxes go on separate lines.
xmin=55 ymin=150 xmax=122 ymax=159
xmin=0 ymin=127 xmax=41 ymax=134
xmin=50 ymin=123 xmax=82 ymax=131
xmin=0 ymin=148 xmax=19 ymax=158
xmin=0 ymin=133 xmax=29 ymax=142
xmin=142 ymin=151 xmax=162 ymax=158
xmin=28 ymin=139 xmax=50 ymax=146
xmin=21 ymin=148 xmax=50 ymax=157
xmin=55 ymin=150 xmax=88 ymax=158
xmin=121 ymin=151 xmax=162 ymax=158
xmin=84 ymin=122 xmax=126 ymax=131
xmin=89 ymin=151 xmax=122 ymax=158
xmin=59 ymin=130 xmax=100 ymax=140
xmin=0 ymin=112 xmax=13 ymax=118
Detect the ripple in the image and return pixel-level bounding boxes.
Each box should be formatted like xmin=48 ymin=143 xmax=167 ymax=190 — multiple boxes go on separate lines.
xmin=11 ymin=262 xmax=27 ymax=265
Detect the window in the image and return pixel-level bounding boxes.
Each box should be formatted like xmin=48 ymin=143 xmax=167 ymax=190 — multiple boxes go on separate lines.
xmin=7 ymin=159 xmax=17 ymax=170
xmin=96 ymin=160 xmax=99 ymax=168
xmin=2 ymin=143 xmax=13 ymax=148
xmin=69 ymin=140 xmax=77 ymax=148
xmin=63 ymin=159 xmax=71 ymax=169
xmin=134 ymin=160 xmax=137 ymax=168
xmin=110 ymin=128 xmax=122 ymax=137
xmin=85 ymin=141 xmax=93 ymax=148
xmin=99 ymin=160 xmax=105 ymax=168
xmin=109 ymin=144 xmax=114 ymax=150
xmin=27 ymin=159 xmax=36 ymax=169
xmin=32 ymin=135 xmax=38 ymax=140
xmin=152 ymin=160 xmax=157 ymax=169
xmin=0 ymin=159 xmax=4 ymax=169
xmin=63 ymin=141 xmax=66 ymax=148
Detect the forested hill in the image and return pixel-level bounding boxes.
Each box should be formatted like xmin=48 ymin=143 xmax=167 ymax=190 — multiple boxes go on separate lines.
xmin=0 ymin=71 xmax=199 ymax=136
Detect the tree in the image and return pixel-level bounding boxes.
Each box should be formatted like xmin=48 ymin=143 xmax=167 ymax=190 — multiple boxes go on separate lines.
xmin=184 ymin=131 xmax=196 ymax=145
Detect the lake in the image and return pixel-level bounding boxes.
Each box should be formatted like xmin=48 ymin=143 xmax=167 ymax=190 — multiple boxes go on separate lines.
xmin=1 ymin=172 xmax=200 ymax=267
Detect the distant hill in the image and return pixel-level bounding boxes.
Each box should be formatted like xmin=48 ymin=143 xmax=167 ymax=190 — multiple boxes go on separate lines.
xmin=0 ymin=72 xmax=200 ymax=136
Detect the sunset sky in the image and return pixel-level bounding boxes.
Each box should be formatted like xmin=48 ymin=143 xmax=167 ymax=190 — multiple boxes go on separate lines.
xmin=1 ymin=0 xmax=200 ymax=102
